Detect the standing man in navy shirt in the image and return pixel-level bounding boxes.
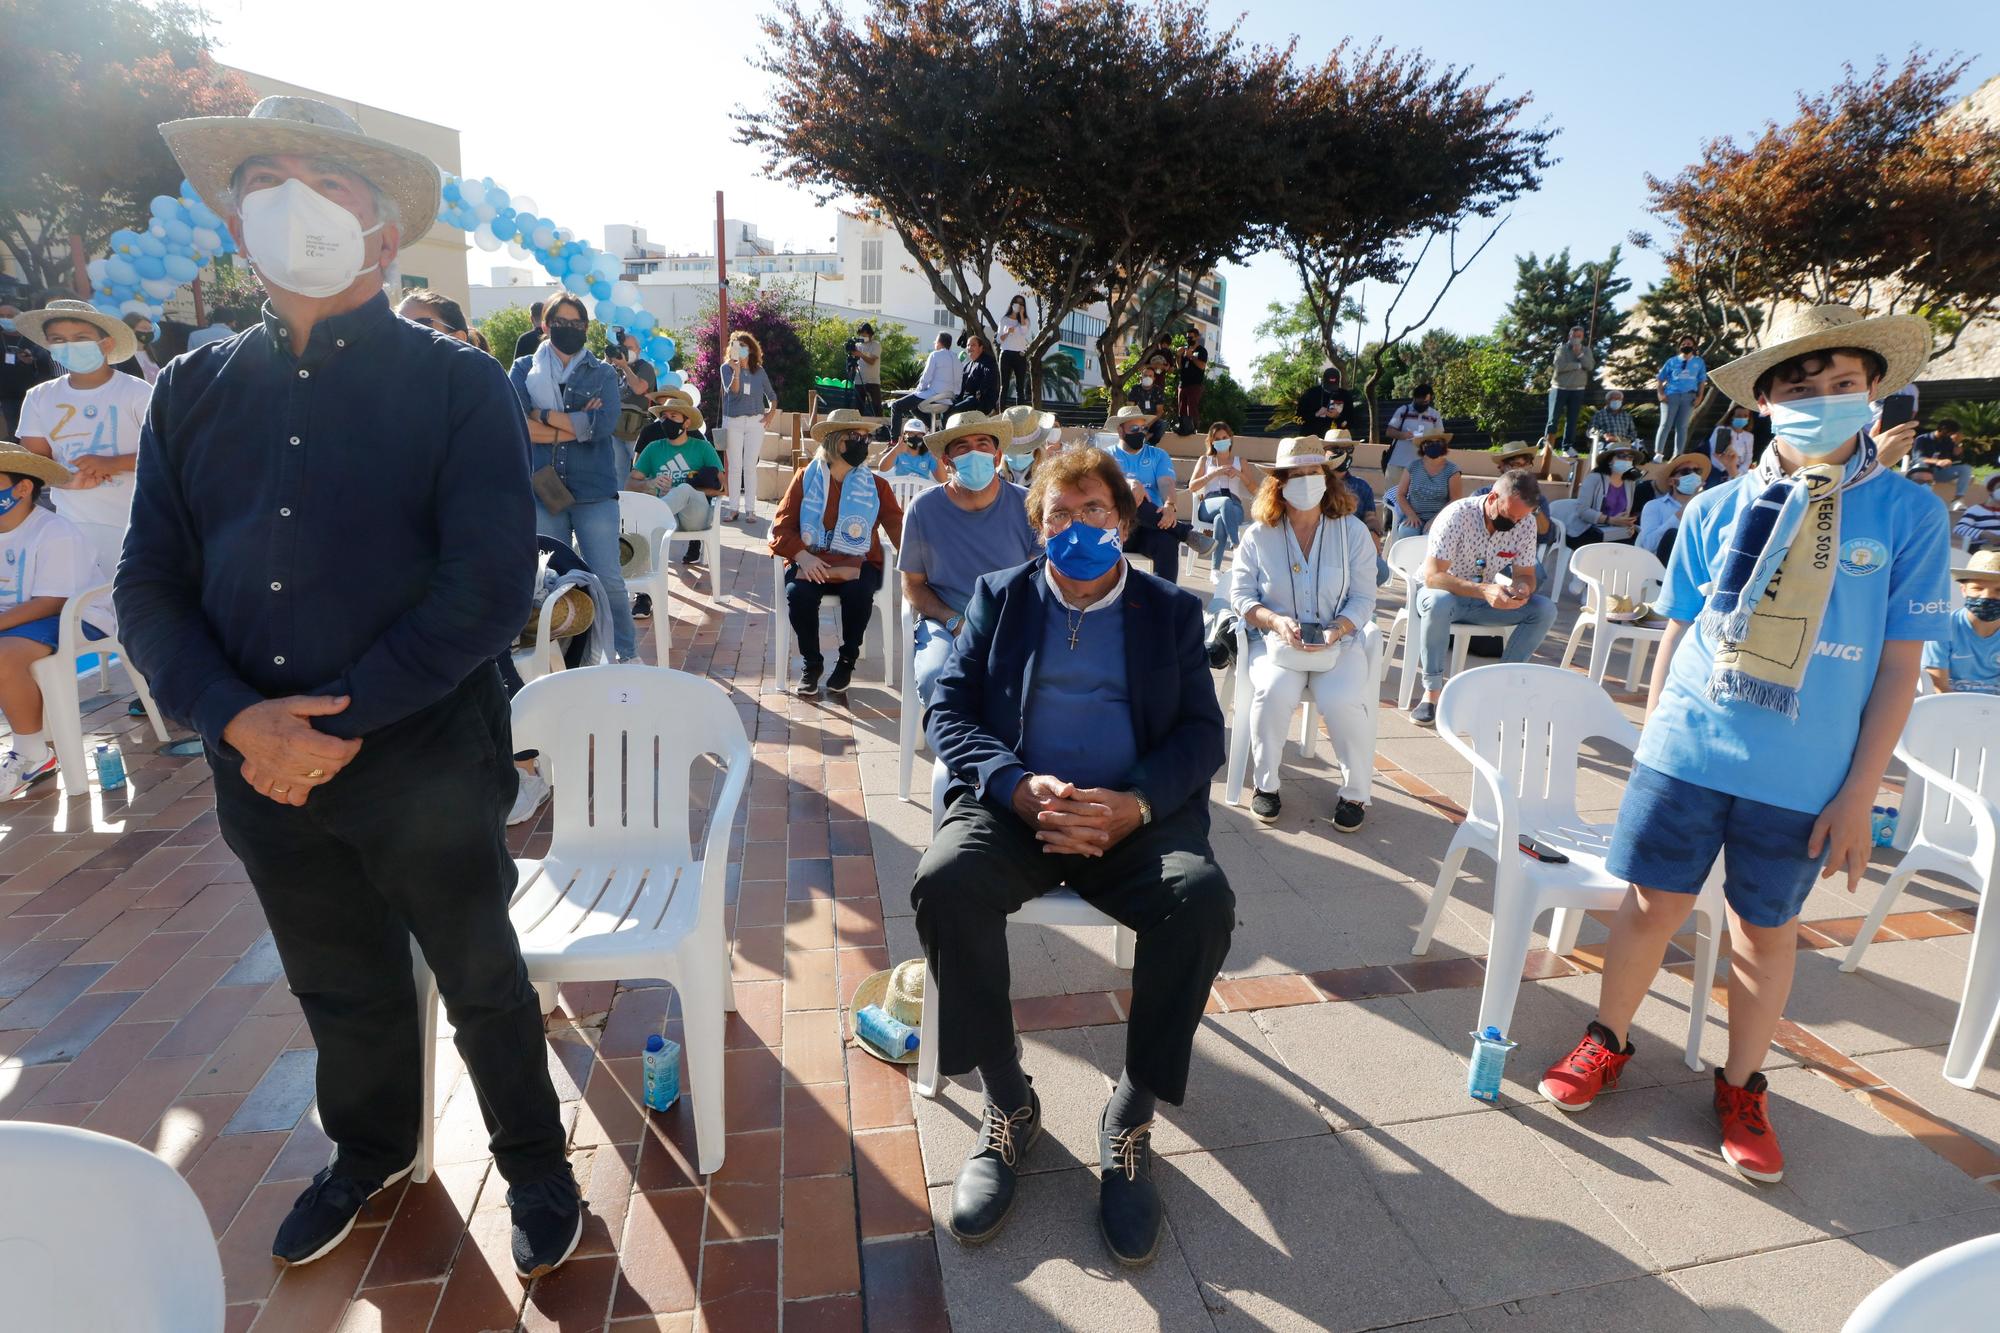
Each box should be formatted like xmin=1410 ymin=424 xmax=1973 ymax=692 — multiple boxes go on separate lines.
xmin=117 ymin=97 xmax=581 ymax=1280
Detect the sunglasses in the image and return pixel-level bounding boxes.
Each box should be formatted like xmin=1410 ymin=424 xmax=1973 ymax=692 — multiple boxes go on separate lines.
xmin=406 ymin=314 xmax=462 ymax=334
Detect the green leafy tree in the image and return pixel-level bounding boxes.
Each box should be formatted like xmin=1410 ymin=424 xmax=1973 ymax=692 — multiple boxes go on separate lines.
xmin=1494 ymin=246 xmax=1633 ymax=389
xmin=198 ymin=256 xmax=266 ymax=328
xmin=1610 ymin=273 xmax=1761 ymax=389
xmin=1040 ymin=350 xmax=1082 ymax=403
xmin=802 ymin=313 xmax=919 ymax=389
xmin=479 ymin=305 xmax=533 ymax=364
xmin=1191 ymin=368 xmax=1251 ymax=433
xmin=0 ymin=0 xmax=255 ymax=291
xmin=1434 ymin=336 xmax=1531 ymax=439
xmin=1249 ymin=295 xmax=1330 ymax=409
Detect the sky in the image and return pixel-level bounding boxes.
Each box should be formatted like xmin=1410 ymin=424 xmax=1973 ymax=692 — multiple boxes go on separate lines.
xmin=200 ymin=0 xmax=2000 ymax=376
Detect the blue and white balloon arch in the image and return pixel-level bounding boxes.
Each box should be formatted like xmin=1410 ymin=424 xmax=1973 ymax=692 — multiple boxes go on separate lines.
xmin=85 ymin=171 xmax=680 ymax=389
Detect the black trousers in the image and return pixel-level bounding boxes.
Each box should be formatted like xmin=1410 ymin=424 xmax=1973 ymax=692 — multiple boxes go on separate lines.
xmin=911 ymin=791 xmax=1234 ymax=1104
xmin=785 ymin=561 xmax=883 ymax=669
xmin=209 ymin=666 xmax=566 ymax=1186
xmin=1131 ymin=498 xmax=1190 ymax=584
xmin=998 ymin=350 xmax=1030 ymax=406
xmin=854 ymin=383 xmax=884 ymax=417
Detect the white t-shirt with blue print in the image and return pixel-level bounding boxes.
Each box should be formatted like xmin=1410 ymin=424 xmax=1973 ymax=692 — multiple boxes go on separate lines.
xmin=1922 ymin=610 xmax=2000 ymax=695
xmin=1636 ymin=470 xmax=1952 ymax=814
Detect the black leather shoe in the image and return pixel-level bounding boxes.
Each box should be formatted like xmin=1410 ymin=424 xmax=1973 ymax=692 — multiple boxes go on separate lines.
xmin=272 ymin=1158 xmax=413 ymax=1266
xmin=1098 ymin=1111 xmax=1163 ymax=1267
xmin=509 ymin=1166 xmax=584 ymax=1280
xmin=948 ymin=1088 xmax=1041 ymax=1245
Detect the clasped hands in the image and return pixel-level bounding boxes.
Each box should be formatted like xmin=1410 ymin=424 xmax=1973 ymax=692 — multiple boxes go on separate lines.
xmin=1011 ymin=774 xmax=1143 ymax=856
xmin=223 ymin=695 xmax=363 ymax=807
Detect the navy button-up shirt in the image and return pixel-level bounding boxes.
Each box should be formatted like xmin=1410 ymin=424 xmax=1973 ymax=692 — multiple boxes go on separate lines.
xmin=115 ymin=293 xmax=536 ymax=747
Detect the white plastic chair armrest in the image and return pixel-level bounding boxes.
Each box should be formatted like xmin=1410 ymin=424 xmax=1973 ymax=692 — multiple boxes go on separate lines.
xmin=1901 ymin=746 xmax=2000 ymax=877
xmin=1432 ymin=711 xmax=1520 ymax=853
xmin=59 ymin=580 xmax=114 ymax=654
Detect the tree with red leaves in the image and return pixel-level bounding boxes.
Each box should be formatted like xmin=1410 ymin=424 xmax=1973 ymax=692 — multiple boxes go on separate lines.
xmin=0 ymin=0 xmax=255 ymax=293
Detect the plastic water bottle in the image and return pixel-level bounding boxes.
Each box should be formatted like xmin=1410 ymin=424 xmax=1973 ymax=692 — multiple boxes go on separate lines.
xmin=94 ymin=743 xmax=126 ymax=791
xmin=1870 ymin=806 xmax=1899 ymax=848
xmin=855 ymin=1004 xmax=919 ymax=1057
xmin=1467 ymin=1025 xmax=1516 ymax=1104
xmin=642 ymin=1033 xmax=681 ymax=1112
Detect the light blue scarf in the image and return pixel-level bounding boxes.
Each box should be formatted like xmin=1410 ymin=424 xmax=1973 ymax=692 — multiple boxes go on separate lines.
xmin=800 ymin=457 xmax=880 ymax=557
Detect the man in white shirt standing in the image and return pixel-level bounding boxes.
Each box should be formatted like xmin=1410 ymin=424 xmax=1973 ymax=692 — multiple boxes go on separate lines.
xmin=0 ymin=446 xmax=112 ymax=799
xmin=13 ymin=299 xmax=152 ymax=554
xmin=1383 ymin=383 xmax=1450 ymax=493
xmin=891 ymin=332 xmax=964 ymax=436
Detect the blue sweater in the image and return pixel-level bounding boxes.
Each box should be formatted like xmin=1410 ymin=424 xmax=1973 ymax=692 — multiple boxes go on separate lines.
xmin=1019 ymin=593 xmax=1137 ymax=791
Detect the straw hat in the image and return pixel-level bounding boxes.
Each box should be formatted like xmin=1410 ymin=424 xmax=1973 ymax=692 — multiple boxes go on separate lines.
xmin=520 ymin=585 xmax=594 ymax=645
xmin=1655 ymin=450 xmax=1713 ymax=485
xmin=1002 ymin=404 xmax=1058 ymax=448
xmin=1951 ymin=549 xmax=2000 ymax=584
xmin=1257 ymin=436 xmax=1335 ymax=473
xmin=0 ymin=446 xmax=75 ymax=489
xmin=846 ymin=959 xmax=925 ymax=1065
xmin=1492 ymin=440 xmax=1542 ymax=469
xmin=1708 ymin=304 xmax=1933 ymax=408
xmin=926 ymin=411 xmax=1014 ymax=453
xmin=160 ymin=95 xmax=442 ymax=246
xmin=807 ymin=407 xmax=885 ymax=441
xmin=652 ymin=401 xmax=705 ymax=436
xmin=15 ymin=299 xmax=137 ymax=364
xmin=647 ymin=382 xmax=697 ymax=408
xmin=1105 ymin=404 xmax=1156 ymax=430
xmin=1321 ymin=428 xmax=1356 ymax=443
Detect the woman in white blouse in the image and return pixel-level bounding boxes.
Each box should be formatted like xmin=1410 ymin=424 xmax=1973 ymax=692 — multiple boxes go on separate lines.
xmin=1188 ymin=422 xmax=1251 ymax=567
xmin=997 ymin=295 xmax=1032 ymax=408
xmin=1226 ymin=437 xmax=1379 ymax=831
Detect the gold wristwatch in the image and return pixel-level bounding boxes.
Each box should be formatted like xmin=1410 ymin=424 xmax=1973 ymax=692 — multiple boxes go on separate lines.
xmin=1129 ymin=789 xmax=1153 ymax=825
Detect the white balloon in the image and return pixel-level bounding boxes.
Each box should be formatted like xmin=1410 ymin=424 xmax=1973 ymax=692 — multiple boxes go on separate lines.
xmin=507 ymin=242 xmax=529 ymax=261
xmin=139 ymin=277 xmax=177 ymax=299
xmin=474 ymin=202 xmax=497 ymax=223
xmin=473 ymin=228 xmax=502 ymax=251
xmin=457 ymin=179 xmax=486 ymax=207
xmin=193 ymin=226 xmax=222 ymax=252
xmin=511 ymin=195 xmax=537 ymax=215
xmin=612 ymin=280 xmax=640 ymax=307
xmin=119 ymin=298 xmax=150 ymax=317
xmin=554 ymin=227 xmax=573 ymax=245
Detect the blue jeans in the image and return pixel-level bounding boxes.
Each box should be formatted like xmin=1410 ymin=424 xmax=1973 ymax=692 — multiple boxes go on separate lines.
xmin=912 ymin=617 xmax=955 ymax=704
xmin=536 ymin=497 xmax=638 ymax=660
xmin=1545 ymin=387 xmax=1586 ymax=448
xmin=1654 ymin=392 xmax=1696 ymax=454
xmin=1918 ymin=462 xmax=1973 ymax=498
xmin=1196 ymin=493 xmax=1244 ymax=562
xmin=1414 ymin=588 xmax=1558 ymax=693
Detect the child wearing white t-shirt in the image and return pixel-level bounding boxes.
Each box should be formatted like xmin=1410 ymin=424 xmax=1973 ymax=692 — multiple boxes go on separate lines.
xmin=0 ymin=450 xmax=113 ymax=798
xmin=14 ymin=301 xmax=152 ymax=544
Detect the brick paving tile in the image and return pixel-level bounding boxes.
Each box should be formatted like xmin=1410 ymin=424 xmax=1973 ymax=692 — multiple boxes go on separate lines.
xmin=1859 ymin=1084 xmax=2000 ymax=1179
xmin=609 ymin=1188 xmax=706 ymax=1320
xmin=574 ymin=1142 xmax=640 ymax=1260
xmin=33 ymin=1017 xmax=168 ymax=1104
xmin=1305 ymin=963 xmax=1414 ymax=1001
xmin=573 ymin=1056 xmax=647 ymax=1149
xmin=84 ymin=1052 xmax=207 ymax=1144
xmin=520 ymin=1252 xmax=620 ymax=1332
xmin=85 ymin=927 xmax=201 ymax=993
xmin=1215 ymin=973 xmax=1321 ymax=1011
xmin=360 ymin=1162 xmax=483 ymax=1289
xmin=330 ymin=1280 xmax=444 ymax=1333
xmin=845 ymin=1042 xmax=916 ymax=1131
xmin=1808 ymin=916 xmax=1897 ymax=948
xmin=785 ymin=948 xmax=839 ymax=1012
xmin=696 ymin=1237 xmax=780 ymax=1332
xmin=858 ymin=1234 xmax=951 ymax=1333
xmin=600 ymin=984 xmax=676 ymax=1059
xmin=735 ymin=880 xmax=788 ymax=930
xmin=632 ymin=1099 xmax=705 ymax=1194
xmin=153 ymin=983 xmax=269 ymax=1061
xmin=723 ymin=1046 xmax=785 ymax=1134
xmin=787 ymin=857 xmax=836 ymax=900
xmin=707 ymin=1127 xmax=782 ymax=1240
xmin=853 ymin=1126 xmax=930 ymax=1240
xmin=732 ymin=925 xmax=784 ymax=985
xmin=783 ymin=1008 xmax=847 ymax=1086
xmin=263 ymin=1110 xmax=337 ymax=1183
xmin=11 ymin=987 xmax=137 ymax=1068
xmin=248 ymin=1226 xmax=381 ymax=1333
xmin=44 ymin=885 xmax=149 ymax=942
xmin=831 ymin=856 xmax=876 ymax=898
xmin=1882 ymin=909 xmax=1969 ymax=940
xmin=785 ymin=897 xmax=838 ymax=952
xmin=787 ymin=1294 xmax=865 ymax=1333
xmin=782 ymin=1172 xmax=863 ymax=1299
xmin=1394 ymin=955 xmax=1488 ymax=993
xmin=217 ymin=1180 xmax=307 ymax=1305
xmin=184 ymin=1013 xmax=302 ymax=1098
xmin=0 ymin=958 xmax=107 ymax=1028
xmin=426 ymin=1195 xmax=528 ymax=1333
xmin=65 ymin=905 xmax=175 ymax=965
xmin=153 ymin=1091 xmax=248 ymax=1172
xmin=783 ymin=1081 xmax=853 ymax=1179
xmin=187 ymin=1128 xmax=291 ymax=1235
xmin=1013 ymin=990 xmax=1121 ymax=1032
xmin=724 ymin=978 xmax=783 ymax=1052
xmin=117 ymin=950 xmax=236 ymax=1022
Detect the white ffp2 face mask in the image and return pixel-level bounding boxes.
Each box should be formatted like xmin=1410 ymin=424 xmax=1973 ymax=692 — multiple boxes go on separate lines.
xmin=1282 ymin=474 xmax=1327 ymax=510
xmin=240 ymin=177 xmax=382 ymax=298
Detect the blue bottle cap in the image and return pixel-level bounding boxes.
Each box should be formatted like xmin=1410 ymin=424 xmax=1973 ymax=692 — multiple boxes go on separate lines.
xmin=1481 ymin=1025 xmax=1502 ymax=1041
xmin=645 ymin=1034 xmax=665 ymax=1052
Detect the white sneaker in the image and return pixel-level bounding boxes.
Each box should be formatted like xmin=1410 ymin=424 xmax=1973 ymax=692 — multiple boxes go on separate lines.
xmin=507 ymin=767 xmax=551 ymax=825
xmin=0 ymin=749 xmax=59 ymax=800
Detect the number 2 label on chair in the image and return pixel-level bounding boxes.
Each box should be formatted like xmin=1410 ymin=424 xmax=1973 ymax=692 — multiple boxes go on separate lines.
xmin=610 ymin=688 xmax=635 ymax=706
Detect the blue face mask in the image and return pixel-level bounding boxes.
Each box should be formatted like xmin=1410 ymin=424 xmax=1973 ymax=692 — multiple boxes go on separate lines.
xmin=952 ymin=450 xmax=996 ymax=490
xmin=1045 ymin=520 xmax=1123 ymax=580
xmin=52 ymin=341 xmax=106 ymax=374
xmin=1004 ymin=452 xmax=1035 ymax=475
xmin=1965 ymin=596 xmax=2000 ymax=622
xmin=1768 ymin=391 xmax=1875 ymax=458
xmin=1676 ymin=472 xmax=1703 ymax=495
xmin=0 ymin=487 xmax=20 ymax=516
xmin=0 ymin=318 xmax=14 ymax=332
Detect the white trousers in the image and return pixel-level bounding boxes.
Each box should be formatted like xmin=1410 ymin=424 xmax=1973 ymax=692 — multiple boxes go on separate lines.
xmin=1246 ymin=638 xmax=1376 ymax=801
xmin=719 ymin=415 xmax=763 ymax=518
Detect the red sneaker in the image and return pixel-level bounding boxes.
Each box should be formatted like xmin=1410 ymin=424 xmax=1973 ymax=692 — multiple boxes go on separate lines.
xmin=1714 ymin=1069 xmax=1784 ymax=1183
xmin=1538 ymin=1021 xmax=1634 ymax=1112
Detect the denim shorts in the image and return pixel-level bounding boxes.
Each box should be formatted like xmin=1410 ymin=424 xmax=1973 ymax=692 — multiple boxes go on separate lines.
xmin=1605 ymin=762 xmax=1829 ymax=928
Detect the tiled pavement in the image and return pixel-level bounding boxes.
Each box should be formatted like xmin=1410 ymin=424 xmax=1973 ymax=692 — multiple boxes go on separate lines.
xmin=2 ymin=513 xmax=1998 ymax=1332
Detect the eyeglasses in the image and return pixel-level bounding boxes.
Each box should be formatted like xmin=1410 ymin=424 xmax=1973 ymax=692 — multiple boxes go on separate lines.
xmin=1045 ymin=503 xmax=1117 ymax=529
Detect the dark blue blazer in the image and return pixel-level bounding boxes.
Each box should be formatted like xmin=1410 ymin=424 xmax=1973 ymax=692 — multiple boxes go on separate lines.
xmin=926 ymin=556 xmax=1224 ymax=825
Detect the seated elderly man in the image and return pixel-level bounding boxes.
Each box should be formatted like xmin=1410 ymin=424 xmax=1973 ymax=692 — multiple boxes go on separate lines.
xmin=899 ymin=411 xmax=1040 ymax=703
xmin=1408 ymin=469 xmax=1558 ymax=726
xmin=912 ymin=446 xmax=1234 ymax=1266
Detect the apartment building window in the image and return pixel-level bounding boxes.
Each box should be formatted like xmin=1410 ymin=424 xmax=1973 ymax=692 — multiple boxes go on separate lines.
xmin=860 ymin=275 xmax=882 ymax=305
xmin=861 ymin=240 xmax=883 ymax=271
xmin=933 ymin=308 xmax=952 ymax=329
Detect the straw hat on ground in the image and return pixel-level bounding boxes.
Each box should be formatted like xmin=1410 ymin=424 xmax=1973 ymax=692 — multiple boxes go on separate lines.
xmin=0 ymin=446 xmax=75 ymax=490
xmin=160 ymin=96 xmax=442 ymax=245
xmin=1105 ymin=404 xmax=1156 ymax=430
xmin=1708 ymin=304 xmax=1933 ymax=408
xmin=1257 ymin=437 xmax=1335 ymax=473
xmin=807 ymin=407 xmax=885 ymax=441
xmin=926 ymin=411 xmax=1014 ymax=453
xmin=1951 ymin=549 xmax=2000 ymax=584
xmin=1002 ymin=404 xmax=1058 ymax=448
xmin=847 ymin=959 xmax=925 ymax=1065
xmin=1655 ymin=450 xmax=1713 ymax=485
xmin=15 ymin=299 xmax=137 ymax=364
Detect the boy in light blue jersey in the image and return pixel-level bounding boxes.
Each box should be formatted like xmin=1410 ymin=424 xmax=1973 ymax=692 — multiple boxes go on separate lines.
xmin=1923 ymin=551 xmax=2000 ymax=694
xmin=1538 ymin=306 xmax=1948 ymax=1186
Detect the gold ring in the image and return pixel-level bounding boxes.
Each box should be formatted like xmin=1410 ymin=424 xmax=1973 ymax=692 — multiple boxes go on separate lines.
xmin=306 ymin=768 xmax=325 ymax=780
xmin=273 ymin=786 xmax=291 ymax=796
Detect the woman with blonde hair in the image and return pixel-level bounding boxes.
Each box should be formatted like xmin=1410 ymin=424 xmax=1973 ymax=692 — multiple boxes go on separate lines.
xmin=719 ymin=329 xmax=778 ymax=521
xmin=1187 ymin=421 xmax=1250 ymax=566
xmin=1226 ymin=437 xmax=1379 ymax=830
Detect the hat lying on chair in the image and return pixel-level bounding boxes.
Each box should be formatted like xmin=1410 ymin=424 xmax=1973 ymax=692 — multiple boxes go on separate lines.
xmin=846 ymin=959 xmax=925 ymax=1065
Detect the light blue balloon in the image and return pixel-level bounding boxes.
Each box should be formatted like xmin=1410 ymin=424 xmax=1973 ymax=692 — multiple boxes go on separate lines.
xmin=109 ymin=229 xmax=143 ymax=255
xmin=159 ymin=218 xmax=193 ymax=246
xmin=487 ymin=188 xmax=510 ymax=213
xmin=442 ymin=179 xmax=462 ymax=204
xmin=93 ymin=298 xmax=124 ymax=316
xmin=163 ymin=254 xmax=198 ymax=282
xmin=150 ymin=194 xmax=182 ymax=219
xmin=136 ymin=233 xmax=166 ymax=257
xmin=133 ymin=254 xmax=166 ymax=279
xmin=105 ymin=256 xmax=138 ymax=285
xmin=657 ymin=370 xmax=683 ymax=389
xmin=565 ymin=252 xmax=591 ymax=276
xmin=657 ymin=336 xmax=676 ymax=361
xmin=488 ymin=217 xmax=513 ymax=242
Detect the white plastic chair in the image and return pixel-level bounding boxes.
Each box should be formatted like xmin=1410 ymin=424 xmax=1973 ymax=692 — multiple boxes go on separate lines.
xmin=896 ymin=596 xmax=927 ymax=800
xmin=1557 ymin=542 xmax=1668 ymax=690
xmin=1841 ymin=694 xmax=2000 ymax=1087
xmin=0 ymin=1122 xmax=224 ymax=1332
xmin=414 ymin=665 xmax=750 ymax=1177
xmin=915 ymin=760 xmax=1134 ymax=1098
xmin=1224 ymin=621 xmax=1382 ymax=805
xmin=771 ymin=552 xmax=896 ymax=690
xmin=1416 ymin=664 xmax=1724 ymax=1064
xmin=881 ymin=472 xmax=938 ymax=513
xmin=1544 ymin=498 xmax=1580 ymax=600
xmin=510 ymin=585 xmax=571 ymax=686
xmin=27 ymin=525 xmax=169 ymax=796
xmin=616 ymin=491 xmax=680 ymax=663
xmin=1384 ymin=535 xmax=1517 ymax=709
xmin=1843 ymin=1231 xmax=2000 ymax=1332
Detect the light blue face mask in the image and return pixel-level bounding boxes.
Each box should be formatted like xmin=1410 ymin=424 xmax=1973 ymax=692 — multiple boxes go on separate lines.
xmin=0 ymin=318 xmax=15 ymax=332
xmin=1768 ymin=391 xmax=1875 ymax=458
xmin=1675 ymin=472 xmax=1703 ymax=495
xmin=52 ymin=340 xmax=106 ymax=374
xmin=1004 ymin=452 xmax=1035 ymax=475
xmin=952 ymin=450 xmax=997 ymax=490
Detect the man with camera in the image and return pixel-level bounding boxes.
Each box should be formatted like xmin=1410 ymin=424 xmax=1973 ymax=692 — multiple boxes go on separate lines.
xmin=604 ymin=328 xmax=656 ymax=480
xmin=851 ymin=322 xmax=883 ymax=417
